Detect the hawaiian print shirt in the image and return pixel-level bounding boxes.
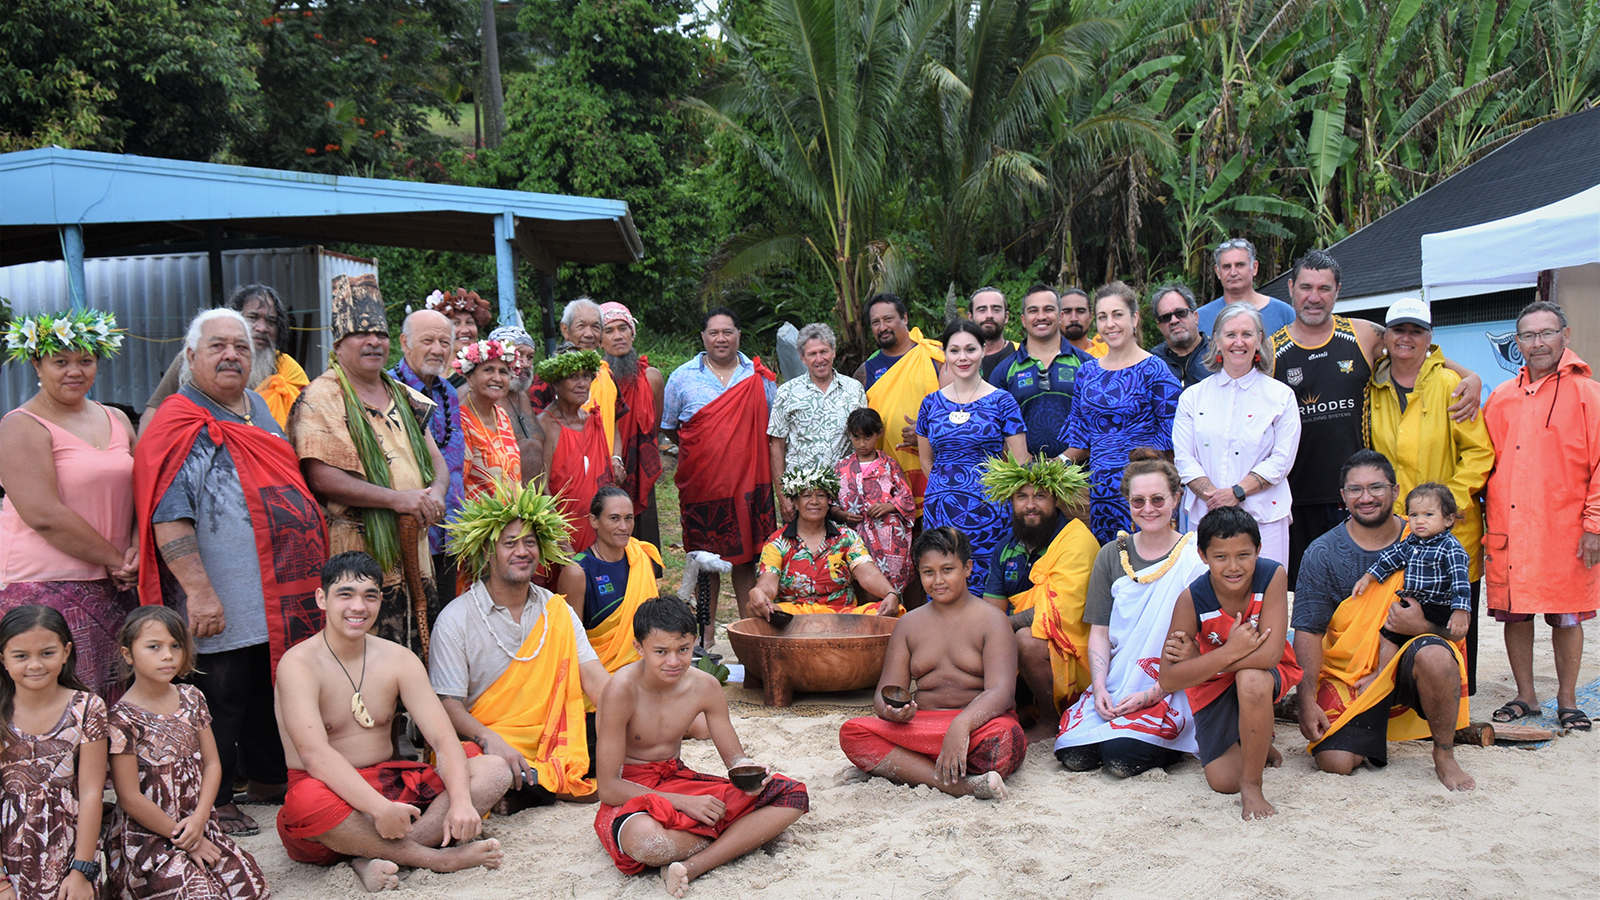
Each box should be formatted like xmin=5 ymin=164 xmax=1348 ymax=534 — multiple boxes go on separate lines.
xmin=758 ymin=520 xmax=873 ymax=608
xmin=766 ymin=371 xmax=866 ymax=470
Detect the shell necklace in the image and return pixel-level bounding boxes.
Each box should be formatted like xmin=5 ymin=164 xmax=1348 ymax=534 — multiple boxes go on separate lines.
xmin=324 ymin=632 xmax=376 ymax=728
xmin=1118 ymin=531 xmax=1190 ymax=584
xmin=947 ymin=384 xmax=982 ymax=424
xmin=474 ymin=582 xmax=550 ymax=662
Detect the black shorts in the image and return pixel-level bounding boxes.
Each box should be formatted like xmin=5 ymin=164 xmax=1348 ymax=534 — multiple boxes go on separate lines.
xmin=1192 ymin=669 xmax=1285 ymax=766
xmin=1313 ymin=635 xmax=1450 ymax=766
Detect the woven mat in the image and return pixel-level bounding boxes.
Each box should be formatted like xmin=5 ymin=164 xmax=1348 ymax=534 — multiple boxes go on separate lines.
xmin=1499 ymin=676 xmax=1600 ymax=749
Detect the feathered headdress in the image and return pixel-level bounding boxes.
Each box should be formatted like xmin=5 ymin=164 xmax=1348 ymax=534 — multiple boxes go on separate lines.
xmin=444 ymin=478 xmax=574 ymax=577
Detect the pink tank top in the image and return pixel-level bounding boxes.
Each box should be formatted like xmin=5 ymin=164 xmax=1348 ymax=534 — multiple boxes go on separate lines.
xmin=0 ymin=407 xmax=135 ymax=583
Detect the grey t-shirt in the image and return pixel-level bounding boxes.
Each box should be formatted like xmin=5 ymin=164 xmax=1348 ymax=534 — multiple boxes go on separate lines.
xmin=1083 ymin=537 xmax=1162 ymax=626
xmin=151 ymin=385 xmax=283 ymax=655
xmin=1291 ymin=519 xmax=1401 ymax=634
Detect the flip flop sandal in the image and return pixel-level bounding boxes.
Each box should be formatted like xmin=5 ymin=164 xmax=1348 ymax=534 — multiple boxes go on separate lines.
xmin=1556 ymin=708 xmax=1592 ymax=731
xmin=1492 ymin=699 xmax=1538 ymax=723
xmin=214 ymin=808 xmax=261 ymax=837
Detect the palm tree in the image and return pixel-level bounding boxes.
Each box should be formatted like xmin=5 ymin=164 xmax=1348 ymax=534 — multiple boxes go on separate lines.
xmin=687 ymin=0 xmax=945 ymax=347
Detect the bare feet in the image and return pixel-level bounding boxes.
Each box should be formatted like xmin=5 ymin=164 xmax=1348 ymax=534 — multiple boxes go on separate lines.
xmin=437 ymin=838 xmax=504 ymax=872
xmin=1433 ymin=747 xmax=1477 ymax=791
xmin=662 ymin=861 xmax=691 ymax=898
xmin=351 ymin=858 xmax=400 ymax=892
xmin=1266 ymin=745 xmax=1283 ymax=768
xmin=966 ymin=771 xmax=1008 ymax=800
xmin=1239 ymin=785 xmax=1276 ymax=820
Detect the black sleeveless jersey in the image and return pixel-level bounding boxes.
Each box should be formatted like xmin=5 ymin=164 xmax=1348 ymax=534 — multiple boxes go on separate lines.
xmin=1270 ymin=317 xmax=1371 ymax=505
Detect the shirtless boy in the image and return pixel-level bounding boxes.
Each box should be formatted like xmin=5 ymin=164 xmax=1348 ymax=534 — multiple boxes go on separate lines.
xmin=593 ymin=596 xmax=809 ymax=898
xmin=838 ymin=526 xmax=1026 ymax=799
xmin=274 ymin=552 xmax=512 ymax=891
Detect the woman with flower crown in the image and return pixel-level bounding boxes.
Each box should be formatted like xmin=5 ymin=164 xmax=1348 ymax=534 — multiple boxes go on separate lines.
xmin=456 ymin=338 xmax=523 ymax=500
xmin=0 ymin=310 xmax=139 ymax=700
xmin=527 ymin=347 xmax=624 ymax=554
xmin=1051 ymin=450 xmax=1209 ymax=777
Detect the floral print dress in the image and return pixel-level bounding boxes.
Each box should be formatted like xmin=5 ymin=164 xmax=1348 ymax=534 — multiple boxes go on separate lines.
xmin=0 ymin=690 xmax=107 ymax=900
xmin=104 ymin=685 xmax=270 ymax=900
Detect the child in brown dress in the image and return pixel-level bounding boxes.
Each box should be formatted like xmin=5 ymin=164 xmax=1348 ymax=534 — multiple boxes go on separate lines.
xmin=104 ymin=606 xmax=269 ymax=900
xmin=0 ymin=605 xmax=107 ymax=900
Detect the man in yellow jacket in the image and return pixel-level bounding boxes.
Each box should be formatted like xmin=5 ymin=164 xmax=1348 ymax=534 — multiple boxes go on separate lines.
xmin=1366 ymin=297 xmax=1494 ymax=691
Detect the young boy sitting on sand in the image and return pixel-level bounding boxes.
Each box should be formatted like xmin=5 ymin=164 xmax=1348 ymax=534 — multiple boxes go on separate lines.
xmin=1159 ymin=507 xmax=1302 ymax=820
xmin=593 ymin=596 xmax=808 ymax=897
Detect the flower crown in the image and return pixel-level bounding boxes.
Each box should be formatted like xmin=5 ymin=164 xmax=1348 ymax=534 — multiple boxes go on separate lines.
xmin=453 ymin=338 xmax=522 ymax=375
xmin=444 ymin=477 xmax=574 ymax=576
xmin=426 ymin=288 xmax=491 ymax=327
xmin=781 ymin=464 xmax=841 ymax=498
xmin=980 ymin=454 xmax=1091 ymax=507
xmin=5 ymin=310 xmax=125 ymax=362
xmin=535 ymin=348 xmax=603 ymax=384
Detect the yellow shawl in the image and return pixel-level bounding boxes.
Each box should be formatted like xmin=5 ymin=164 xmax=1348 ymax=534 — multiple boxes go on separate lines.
xmin=257 ymin=353 xmax=310 ymax=429
xmin=586 ymin=361 xmax=619 ymax=455
xmin=1024 ymin=518 xmax=1100 ymax=708
xmin=586 ymin=538 xmax=663 ymax=672
xmin=469 ymin=591 xmax=595 ymax=796
xmin=864 ymin=328 xmax=944 ymax=513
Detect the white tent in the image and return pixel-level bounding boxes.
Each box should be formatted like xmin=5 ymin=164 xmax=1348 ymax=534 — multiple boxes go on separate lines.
xmin=1421 ymin=182 xmax=1600 ymax=294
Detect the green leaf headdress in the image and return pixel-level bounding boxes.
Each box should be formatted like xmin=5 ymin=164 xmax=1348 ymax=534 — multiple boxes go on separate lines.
xmin=445 ymin=477 xmax=575 ymax=578
xmin=980 ymin=454 xmax=1090 ymax=508
xmin=535 ymin=348 xmax=602 ymax=384
xmin=5 ymin=309 xmax=125 ymax=362
xmin=780 ymin=463 xmax=840 ymax=498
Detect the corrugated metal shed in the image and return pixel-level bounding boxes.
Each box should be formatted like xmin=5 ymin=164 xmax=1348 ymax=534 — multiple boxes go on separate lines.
xmin=0 ymin=247 xmax=375 ymax=412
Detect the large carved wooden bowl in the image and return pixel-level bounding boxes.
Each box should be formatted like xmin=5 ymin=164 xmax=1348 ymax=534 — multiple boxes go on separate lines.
xmin=726 ymin=614 xmax=898 ymax=708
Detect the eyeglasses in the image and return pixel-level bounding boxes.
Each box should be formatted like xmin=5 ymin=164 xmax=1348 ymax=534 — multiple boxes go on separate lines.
xmin=1216 ymin=238 xmax=1255 ymax=253
xmin=1514 ymin=329 xmax=1562 ymax=344
xmin=1128 ymin=494 xmax=1171 ymax=509
xmin=1340 ymin=483 xmax=1396 ymax=498
xmin=1156 ymin=307 xmax=1193 ymax=325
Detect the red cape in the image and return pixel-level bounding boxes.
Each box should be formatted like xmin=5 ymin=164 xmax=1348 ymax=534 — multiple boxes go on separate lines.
xmin=135 ymin=394 xmax=328 ymax=677
xmin=550 ymin=412 xmax=614 ymax=553
xmin=673 ymin=358 xmax=777 ymax=565
xmin=614 ymin=356 xmax=662 ymax=515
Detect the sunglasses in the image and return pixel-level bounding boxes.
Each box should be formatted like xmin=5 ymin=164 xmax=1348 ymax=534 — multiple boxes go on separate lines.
xmin=1129 ymin=493 xmax=1172 ymax=509
xmin=1156 ymin=307 xmax=1193 ymax=325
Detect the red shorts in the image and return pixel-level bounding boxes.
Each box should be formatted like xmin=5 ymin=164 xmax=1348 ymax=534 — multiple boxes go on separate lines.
xmin=277 ymin=744 xmax=481 ymax=866
xmin=592 ymin=758 xmax=809 ymax=875
xmin=838 ymin=708 xmax=1025 ymax=777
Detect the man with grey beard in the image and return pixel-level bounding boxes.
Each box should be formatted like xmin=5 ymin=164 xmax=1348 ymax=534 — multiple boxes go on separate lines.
xmin=141 ymin=283 xmax=310 ymax=432
xmin=390 ymin=308 xmax=465 ymax=594
xmin=489 ymin=324 xmax=541 ymax=476
xmin=599 ymin=301 xmax=665 ymax=548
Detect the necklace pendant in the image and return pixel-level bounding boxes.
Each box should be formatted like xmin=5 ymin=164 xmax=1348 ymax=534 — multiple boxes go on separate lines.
xmin=948 ymin=410 xmax=971 ymax=424
xmin=351 ymin=691 xmax=376 ymax=728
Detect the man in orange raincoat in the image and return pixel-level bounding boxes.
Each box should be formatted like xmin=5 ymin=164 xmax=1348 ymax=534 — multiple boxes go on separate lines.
xmin=1482 ymin=301 xmax=1600 ymax=732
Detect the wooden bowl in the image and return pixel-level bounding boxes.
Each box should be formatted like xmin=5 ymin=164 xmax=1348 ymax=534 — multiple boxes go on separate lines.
xmin=727 ymin=764 xmax=766 ymax=791
xmin=726 ymin=614 xmax=899 ymax=707
xmin=881 ymin=685 xmax=912 ymax=708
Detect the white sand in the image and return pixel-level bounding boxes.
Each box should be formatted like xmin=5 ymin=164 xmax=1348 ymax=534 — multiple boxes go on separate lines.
xmin=242 ymin=617 xmax=1600 ymax=899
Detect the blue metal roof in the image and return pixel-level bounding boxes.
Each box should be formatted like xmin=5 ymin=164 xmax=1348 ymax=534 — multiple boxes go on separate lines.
xmin=0 ymin=147 xmax=643 ymax=269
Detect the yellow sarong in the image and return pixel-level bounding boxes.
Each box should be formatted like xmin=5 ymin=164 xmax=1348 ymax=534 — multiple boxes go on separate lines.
xmin=586 ymin=361 xmax=619 ymax=455
xmin=257 ymin=353 xmax=310 ymax=429
xmin=1308 ymin=572 xmax=1469 ymax=752
xmin=1023 ymin=519 xmax=1100 ymax=709
xmin=469 ymin=592 xmax=595 ymax=796
xmin=586 ymin=538 xmax=662 ymax=672
xmin=864 ymin=328 xmax=944 ymax=514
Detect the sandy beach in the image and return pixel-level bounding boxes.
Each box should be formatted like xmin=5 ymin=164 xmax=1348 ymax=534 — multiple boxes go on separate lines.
xmin=240 ymin=614 xmax=1599 ymax=900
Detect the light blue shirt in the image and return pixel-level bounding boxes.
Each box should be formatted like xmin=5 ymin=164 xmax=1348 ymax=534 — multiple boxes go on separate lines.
xmin=661 ymin=351 xmax=776 ymax=430
xmin=1196 ymin=296 xmax=1297 ymax=337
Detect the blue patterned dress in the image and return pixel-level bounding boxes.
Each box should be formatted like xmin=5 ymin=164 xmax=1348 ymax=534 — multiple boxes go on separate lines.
xmin=917 ymin=389 xmax=1027 ymax=592
xmin=1065 ymin=355 xmax=1183 ymax=542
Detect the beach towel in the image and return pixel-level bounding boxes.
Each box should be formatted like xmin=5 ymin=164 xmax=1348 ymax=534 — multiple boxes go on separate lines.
xmin=674 ymin=357 xmax=778 ymax=565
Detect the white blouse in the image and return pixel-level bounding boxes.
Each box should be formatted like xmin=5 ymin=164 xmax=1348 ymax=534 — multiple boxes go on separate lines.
xmin=1173 ymin=368 xmax=1301 ymax=527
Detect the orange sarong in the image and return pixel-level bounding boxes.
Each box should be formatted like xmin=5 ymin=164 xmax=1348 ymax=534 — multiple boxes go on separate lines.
xmin=1309 ymin=572 xmax=1469 ymax=752
xmin=256 ymin=354 xmax=310 ymax=429
xmin=469 ymin=592 xmax=595 ymax=796
xmin=864 ymin=329 xmax=943 ymax=514
xmin=1023 ymin=519 xmax=1100 ymax=709
xmin=586 ymin=538 xmax=663 ymax=672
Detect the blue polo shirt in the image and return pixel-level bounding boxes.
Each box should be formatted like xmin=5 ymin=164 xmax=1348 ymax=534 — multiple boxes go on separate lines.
xmin=987 ymin=339 xmax=1093 ymax=457
xmin=982 ymin=513 xmax=1069 ymax=604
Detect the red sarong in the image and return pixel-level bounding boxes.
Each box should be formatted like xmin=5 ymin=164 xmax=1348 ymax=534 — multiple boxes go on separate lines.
xmin=275 ymin=744 xmax=481 ymax=865
xmin=673 ymin=359 xmax=777 ymax=565
xmin=135 ymin=394 xmax=328 ymax=677
xmin=838 ymin=709 xmax=1026 ymax=777
xmin=614 ymin=360 xmax=662 ymax=516
xmin=592 ymin=758 xmax=809 ymax=875
xmin=550 ymin=415 xmax=614 ymax=553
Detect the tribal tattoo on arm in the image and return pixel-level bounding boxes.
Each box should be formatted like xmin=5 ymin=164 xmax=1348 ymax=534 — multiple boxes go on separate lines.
xmin=157 ymin=534 xmax=199 ymax=563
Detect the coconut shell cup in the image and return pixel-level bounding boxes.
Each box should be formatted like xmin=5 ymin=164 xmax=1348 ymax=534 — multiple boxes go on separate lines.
xmin=727 ymin=764 xmax=767 ymax=792
xmin=766 ymin=609 xmax=795 ymax=628
xmin=881 ymin=685 xmax=912 ymax=708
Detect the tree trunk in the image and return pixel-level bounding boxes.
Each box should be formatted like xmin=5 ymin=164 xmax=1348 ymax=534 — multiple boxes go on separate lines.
xmin=481 ymin=0 xmax=506 ymax=148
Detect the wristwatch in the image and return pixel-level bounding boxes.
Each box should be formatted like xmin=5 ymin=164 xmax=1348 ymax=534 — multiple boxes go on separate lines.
xmin=1231 ymin=484 xmax=1247 ymax=503
xmin=69 ymin=859 xmax=101 ymax=882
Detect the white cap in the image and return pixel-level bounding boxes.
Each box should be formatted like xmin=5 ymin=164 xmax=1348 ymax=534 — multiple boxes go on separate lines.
xmin=1385 ymin=297 xmax=1431 ymax=329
